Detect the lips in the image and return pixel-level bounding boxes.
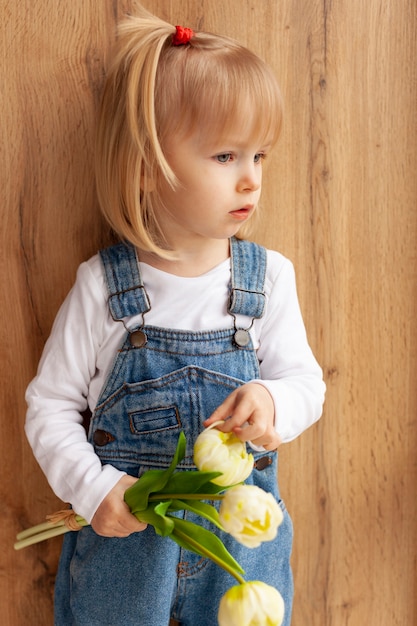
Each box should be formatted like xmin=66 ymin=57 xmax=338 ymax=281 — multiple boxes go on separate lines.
xmin=230 ymin=206 xmax=253 ymax=219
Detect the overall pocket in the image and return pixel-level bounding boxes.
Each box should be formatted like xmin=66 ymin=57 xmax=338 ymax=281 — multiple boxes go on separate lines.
xmin=90 ymin=365 xmax=245 ymax=472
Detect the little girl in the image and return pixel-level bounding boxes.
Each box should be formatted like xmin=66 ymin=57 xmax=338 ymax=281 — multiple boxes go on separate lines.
xmin=25 ymin=7 xmax=325 ymax=625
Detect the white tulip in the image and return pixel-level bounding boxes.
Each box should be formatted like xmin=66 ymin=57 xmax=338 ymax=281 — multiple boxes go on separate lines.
xmin=194 ymin=426 xmax=254 ymax=486
xmin=218 ymin=580 xmax=285 ymax=626
xmin=219 ymin=484 xmax=283 ymax=548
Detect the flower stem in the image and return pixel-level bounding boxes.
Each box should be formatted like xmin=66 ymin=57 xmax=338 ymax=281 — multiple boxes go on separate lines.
xmin=14 ymin=516 xmax=88 ymax=551
xmin=14 ymin=525 xmax=74 ymax=550
xmin=149 ymin=493 xmax=224 ymax=502
xmin=15 ymin=520 xmax=62 ymax=541
xmin=15 ymin=515 xmax=86 ymax=541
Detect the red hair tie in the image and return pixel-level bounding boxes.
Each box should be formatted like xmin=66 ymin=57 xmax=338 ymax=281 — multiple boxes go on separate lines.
xmin=172 ymin=25 xmax=194 ymax=46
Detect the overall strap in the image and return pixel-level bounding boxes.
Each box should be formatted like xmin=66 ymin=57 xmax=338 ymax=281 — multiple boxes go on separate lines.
xmin=228 ymin=237 xmax=267 ymax=319
xmin=99 ymin=237 xmax=266 ymax=321
xmin=99 ymin=242 xmax=150 ymax=320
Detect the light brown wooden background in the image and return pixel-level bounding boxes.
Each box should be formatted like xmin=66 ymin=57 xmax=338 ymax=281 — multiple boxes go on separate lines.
xmin=1 ymin=1 xmax=416 ymax=624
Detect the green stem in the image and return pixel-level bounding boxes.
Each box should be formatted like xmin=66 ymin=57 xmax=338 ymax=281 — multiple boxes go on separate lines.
xmin=149 ymin=493 xmax=224 ymax=502
xmin=173 ymin=527 xmax=246 ymax=585
xmin=14 ymin=525 xmax=75 ymax=550
xmin=15 ymin=515 xmax=86 ymax=541
xmin=14 ymin=517 xmax=88 ymax=550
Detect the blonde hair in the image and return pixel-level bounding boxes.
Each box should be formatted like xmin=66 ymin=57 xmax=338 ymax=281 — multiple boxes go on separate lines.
xmin=95 ymin=7 xmax=283 ymax=256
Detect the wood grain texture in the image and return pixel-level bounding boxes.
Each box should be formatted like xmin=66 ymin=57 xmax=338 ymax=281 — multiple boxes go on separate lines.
xmin=1 ymin=1 xmax=416 ymax=624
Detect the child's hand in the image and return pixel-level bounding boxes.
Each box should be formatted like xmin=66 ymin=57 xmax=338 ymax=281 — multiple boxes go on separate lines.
xmin=91 ymin=475 xmax=148 ymax=537
xmin=204 ymin=383 xmax=281 ymax=451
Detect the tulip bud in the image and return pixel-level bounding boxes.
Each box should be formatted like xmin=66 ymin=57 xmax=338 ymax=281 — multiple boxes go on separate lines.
xmin=218 ymin=484 xmax=283 ymax=548
xmin=194 ymin=426 xmax=254 ymax=487
xmin=218 ymin=580 xmax=285 ymax=626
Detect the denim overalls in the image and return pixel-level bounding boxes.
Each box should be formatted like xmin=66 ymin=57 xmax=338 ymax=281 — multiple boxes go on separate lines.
xmin=54 ymin=237 xmax=293 ymax=626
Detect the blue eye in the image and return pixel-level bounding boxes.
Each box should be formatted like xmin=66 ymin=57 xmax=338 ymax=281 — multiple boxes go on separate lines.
xmin=216 ymin=153 xmax=232 ymax=163
xmin=254 ymin=153 xmax=266 ymax=163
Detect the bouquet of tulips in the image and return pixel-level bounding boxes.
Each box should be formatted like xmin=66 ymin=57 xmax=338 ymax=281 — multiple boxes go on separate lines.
xmin=15 ymin=423 xmax=285 ymax=626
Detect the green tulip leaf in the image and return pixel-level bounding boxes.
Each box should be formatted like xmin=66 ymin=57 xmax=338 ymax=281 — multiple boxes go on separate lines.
xmin=125 ymin=469 xmax=168 ymax=513
xmin=125 ymin=432 xmax=187 ymax=512
xmin=168 ymin=499 xmax=224 ymax=530
xmin=169 ymin=516 xmax=245 ymax=577
xmin=133 ymin=501 xmax=175 ymax=537
xmin=159 ymin=470 xmax=224 ymax=495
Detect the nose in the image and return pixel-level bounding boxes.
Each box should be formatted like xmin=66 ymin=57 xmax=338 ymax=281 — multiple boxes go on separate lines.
xmin=237 ymin=161 xmax=261 ymax=193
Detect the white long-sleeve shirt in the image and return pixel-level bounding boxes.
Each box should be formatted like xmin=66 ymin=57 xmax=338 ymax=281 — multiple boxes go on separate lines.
xmin=25 ymin=248 xmax=325 ymax=522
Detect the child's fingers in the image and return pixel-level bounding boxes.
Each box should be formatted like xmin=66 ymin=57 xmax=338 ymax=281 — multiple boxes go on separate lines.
xmin=93 ymin=507 xmax=148 ymax=538
xmin=91 ymin=475 xmax=148 ymax=537
xmin=204 ymin=392 xmax=255 ymax=433
xmin=234 ymin=426 xmax=282 ymax=451
xmin=204 ymin=384 xmax=280 ymax=450
xmin=95 ymin=515 xmax=147 ymax=538
xmin=204 ymin=391 xmax=238 ymax=428
xmin=205 ymin=384 xmax=272 ymax=429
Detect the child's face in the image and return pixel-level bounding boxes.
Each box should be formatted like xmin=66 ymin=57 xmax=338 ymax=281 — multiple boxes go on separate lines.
xmin=155 ymin=129 xmax=271 ymax=248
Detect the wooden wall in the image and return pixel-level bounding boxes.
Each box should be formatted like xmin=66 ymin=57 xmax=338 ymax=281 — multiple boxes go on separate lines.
xmin=1 ymin=1 xmax=416 ymax=624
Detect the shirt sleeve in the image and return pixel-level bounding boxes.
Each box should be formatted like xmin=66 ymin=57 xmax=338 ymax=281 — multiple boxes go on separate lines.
xmin=252 ymin=253 xmax=326 ymax=443
xmin=25 ymin=261 xmax=126 ymax=523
